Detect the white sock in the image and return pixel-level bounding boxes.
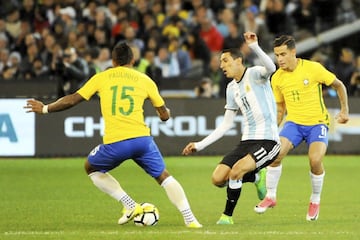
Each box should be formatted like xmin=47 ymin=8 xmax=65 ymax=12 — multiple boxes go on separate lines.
xmin=266 ymin=165 xmax=282 ymax=199
xmin=161 ymin=176 xmax=197 ymax=224
xmin=89 ymin=171 xmax=136 ymax=209
xmin=310 ymin=171 xmax=325 ymax=203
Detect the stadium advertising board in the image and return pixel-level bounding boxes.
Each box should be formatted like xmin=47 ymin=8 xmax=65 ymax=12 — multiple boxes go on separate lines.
xmin=0 ymin=99 xmax=35 ymax=156
xmin=1 ymin=98 xmax=360 ymax=157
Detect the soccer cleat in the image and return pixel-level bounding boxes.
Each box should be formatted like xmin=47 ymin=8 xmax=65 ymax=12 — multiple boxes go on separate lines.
xmin=216 ymin=214 xmax=234 ymax=225
xmin=306 ymin=202 xmax=320 ymax=221
xmin=186 ymin=220 xmax=203 ymax=228
xmin=255 ymin=168 xmax=267 ymax=200
xmin=118 ymin=203 xmax=143 ymax=225
xmin=254 ymin=197 xmax=276 ymax=214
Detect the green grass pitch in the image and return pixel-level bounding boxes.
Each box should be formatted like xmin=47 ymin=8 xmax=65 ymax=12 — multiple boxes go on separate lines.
xmin=0 ymin=155 xmax=359 ymax=240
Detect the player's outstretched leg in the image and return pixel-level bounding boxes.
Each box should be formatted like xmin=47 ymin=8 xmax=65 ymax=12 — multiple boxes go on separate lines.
xmin=161 ymin=176 xmax=202 ymax=228
xmin=306 ymin=171 xmax=324 ymax=221
xmin=88 ymin=171 xmax=143 ymax=224
xmin=254 ymin=165 xmax=282 ymax=213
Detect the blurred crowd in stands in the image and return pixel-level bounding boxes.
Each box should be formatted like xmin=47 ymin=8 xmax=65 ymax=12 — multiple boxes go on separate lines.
xmin=0 ymin=0 xmax=360 ymax=98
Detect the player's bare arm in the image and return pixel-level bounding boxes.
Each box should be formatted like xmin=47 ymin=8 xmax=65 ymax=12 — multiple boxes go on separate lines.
xmin=24 ymin=92 xmax=84 ymax=114
xmin=330 ymin=78 xmax=349 ymax=124
xmin=276 ymin=102 xmax=286 ymax=126
xmin=155 ymin=105 xmax=170 ymax=121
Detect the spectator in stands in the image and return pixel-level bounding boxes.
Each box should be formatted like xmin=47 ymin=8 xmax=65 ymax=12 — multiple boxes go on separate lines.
xmin=6 ymin=51 xmax=22 ymax=80
xmin=24 ymin=56 xmax=50 ymax=81
xmin=84 ymin=47 xmax=101 ymax=80
xmin=74 ymin=33 xmax=89 ymax=57
xmin=130 ymin=44 xmax=149 ymax=73
xmin=93 ymin=27 xmax=112 ymax=49
xmin=51 ymin=19 xmax=68 ymax=48
xmin=168 ymin=36 xmax=192 ymax=76
xmin=145 ymin=48 xmax=163 ymax=87
xmin=223 ymin=21 xmax=243 ymax=50
xmin=33 ymin=4 xmax=50 ymax=34
xmin=216 ymin=8 xmax=235 ymax=38
xmin=194 ymin=77 xmax=214 ymax=98
xmin=94 ymin=7 xmax=113 ymax=41
xmin=184 ymin=30 xmax=211 ymax=74
xmin=334 ymin=48 xmax=356 ymax=95
xmin=291 ymin=0 xmax=317 ymax=40
xmin=58 ymin=6 xmax=77 ymax=34
xmin=0 ymin=48 xmax=10 ymax=73
xmin=5 ymin=7 xmax=22 ymax=42
xmin=350 ymin=55 xmax=360 ymax=96
xmin=82 ymin=0 xmax=99 ymax=22
xmin=151 ymin=0 xmax=166 ymax=27
xmin=204 ymin=52 xmax=228 ymax=98
xmin=8 ymin=51 xmax=22 ymax=69
xmin=239 ymin=5 xmax=273 ymax=52
xmin=118 ymin=25 xmax=145 ymax=53
xmin=0 ymin=66 xmax=17 ymax=81
xmin=186 ymin=0 xmax=215 ymax=30
xmin=314 ymin=0 xmax=337 ymax=31
xmin=66 ymin=30 xmax=78 ymax=48
xmin=54 ymin=47 xmax=88 ymax=96
xmin=154 ymin=44 xmax=180 ymax=78
xmin=265 ymin=0 xmax=294 ymax=36
xmin=20 ymin=42 xmax=39 ymax=75
xmin=20 ymin=0 xmax=36 ymax=24
xmin=197 ymin=9 xmax=224 ymax=52
xmin=14 ymin=21 xmax=33 ymax=56
xmin=0 ymin=32 xmax=9 ymax=51
xmin=95 ymin=47 xmax=113 ymax=71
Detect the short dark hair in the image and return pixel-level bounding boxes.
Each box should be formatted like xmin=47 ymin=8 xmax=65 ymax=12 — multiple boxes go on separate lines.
xmin=273 ymin=35 xmax=296 ymax=49
xmin=112 ymin=42 xmax=133 ymax=66
xmin=222 ymin=48 xmax=243 ymax=60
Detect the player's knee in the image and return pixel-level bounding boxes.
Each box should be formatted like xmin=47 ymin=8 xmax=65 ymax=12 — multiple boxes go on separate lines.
xmin=84 ymin=159 xmax=96 ymax=175
xmin=211 ymin=175 xmax=227 ymax=187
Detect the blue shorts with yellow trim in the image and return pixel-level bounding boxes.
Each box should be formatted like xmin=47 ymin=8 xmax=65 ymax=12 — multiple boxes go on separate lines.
xmin=88 ymin=136 xmax=165 ymax=178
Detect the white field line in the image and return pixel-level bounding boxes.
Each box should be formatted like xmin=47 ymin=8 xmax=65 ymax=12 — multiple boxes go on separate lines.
xmin=2 ymin=230 xmax=353 ymax=236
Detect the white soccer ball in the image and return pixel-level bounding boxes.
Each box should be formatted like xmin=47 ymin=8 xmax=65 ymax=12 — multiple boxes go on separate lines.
xmin=133 ymin=203 xmax=159 ymax=227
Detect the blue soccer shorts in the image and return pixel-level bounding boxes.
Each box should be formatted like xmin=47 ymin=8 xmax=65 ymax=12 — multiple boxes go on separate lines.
xmin=87 ymin=136 xmax=165 ymax=178
xmin=280 ymin=121 xmax=329 ymax=147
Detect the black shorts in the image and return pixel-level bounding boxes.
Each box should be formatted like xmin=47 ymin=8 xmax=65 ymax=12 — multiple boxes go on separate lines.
xmin=221 ymin=140 xmax=280 ymax=172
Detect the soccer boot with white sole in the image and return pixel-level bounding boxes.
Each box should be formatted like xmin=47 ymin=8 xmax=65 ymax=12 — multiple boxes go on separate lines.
xmin=306 ymin=202 xmax=320 ymax=221
xmin=186 ymin=220 xmax=203 ymax=228
xmin=254 ymin=197 xmax=277 ymax=214
xmin=118 ymin=203 xmax=143 ymax=225
xmin=216 ymin=214 xmax=234 ymax=225
xmin=255 ymin=168 xmax=267 ymax=200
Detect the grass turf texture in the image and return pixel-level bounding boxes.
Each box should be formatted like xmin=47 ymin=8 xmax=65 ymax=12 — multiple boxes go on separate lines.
xmin=0 ymin=156 xmax=359 ymax=240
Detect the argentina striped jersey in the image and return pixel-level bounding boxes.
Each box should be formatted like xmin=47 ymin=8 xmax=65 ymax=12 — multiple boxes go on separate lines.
xmin=225 ymin=66 xmax=279 ymax=142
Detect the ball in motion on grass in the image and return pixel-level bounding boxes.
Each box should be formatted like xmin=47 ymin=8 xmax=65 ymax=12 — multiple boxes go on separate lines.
xmin=133 ymin=203 xmax=159 ymax=227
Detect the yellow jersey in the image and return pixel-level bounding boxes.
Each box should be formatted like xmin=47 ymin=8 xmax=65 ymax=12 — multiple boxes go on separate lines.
xmin=271 ymin=59 xmax=336 ymax=126
xmin=77 ymin=66 xmax=165 ymax=144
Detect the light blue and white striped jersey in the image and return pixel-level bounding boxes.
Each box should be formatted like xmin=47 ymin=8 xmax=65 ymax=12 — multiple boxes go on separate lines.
xmin=225 ymin=66 xmax=279 ymax=141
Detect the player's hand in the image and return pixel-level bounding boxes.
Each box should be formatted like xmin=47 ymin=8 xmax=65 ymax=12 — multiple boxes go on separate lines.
xmin=243 ymin=31 xmax=258 ymax=45
xmin=335 ymin=111 xmax=349 ymax=124
xmin=182 ymin=142 xmax=197 ymax=155
xmin=24 ymin=99 xmax=45 ymax=114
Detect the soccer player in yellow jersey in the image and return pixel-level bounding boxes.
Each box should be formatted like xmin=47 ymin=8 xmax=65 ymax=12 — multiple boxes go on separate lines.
xmin=24 ymin=42 xmax=202 ymax=228
xmin=254 ymin=35 xmax=349 ymax=221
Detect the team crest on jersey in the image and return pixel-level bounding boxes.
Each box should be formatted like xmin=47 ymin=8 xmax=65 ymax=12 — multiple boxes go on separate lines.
xmin=303 ymin=79 xmax=309 ymax=85
xmin=246 ymin=85 xmax=251 ymax=92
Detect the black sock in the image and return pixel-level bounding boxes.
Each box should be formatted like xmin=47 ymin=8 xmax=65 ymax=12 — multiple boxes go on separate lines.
xmin=243 ymin=171 xmax=256 ymax=183
xmin=223 ymin=186 xmax=242 ymax=216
